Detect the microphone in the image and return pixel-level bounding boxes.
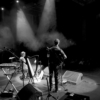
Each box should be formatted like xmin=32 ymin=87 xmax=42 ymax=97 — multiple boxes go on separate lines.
xmin=9 ymin=57 xmax=15 ymax=60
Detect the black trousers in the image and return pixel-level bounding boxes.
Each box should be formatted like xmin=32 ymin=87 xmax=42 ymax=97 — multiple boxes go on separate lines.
xmin=49 ymin=64 xmax=59 ymax=91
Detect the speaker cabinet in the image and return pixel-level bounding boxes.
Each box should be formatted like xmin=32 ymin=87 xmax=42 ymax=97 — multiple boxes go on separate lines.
xmin=62 ymin=70 xmax=83 ymax=84
xmin=59 ymin=92 xmax=90 ymax=100
xmin=16 ymin=84 xmax=42 ymax=100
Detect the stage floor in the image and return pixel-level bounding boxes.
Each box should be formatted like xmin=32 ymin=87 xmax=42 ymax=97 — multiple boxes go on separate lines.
xmin=0 ymin=67 xmax=100 ymax=100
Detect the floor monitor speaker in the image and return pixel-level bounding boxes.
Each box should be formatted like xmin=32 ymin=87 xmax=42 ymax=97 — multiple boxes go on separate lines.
xmin=16 ymin=83 xmax=42 ymax=100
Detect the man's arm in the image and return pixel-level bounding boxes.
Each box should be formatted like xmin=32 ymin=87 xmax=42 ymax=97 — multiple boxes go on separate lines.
xmin=60 ymin=49 xmax=67 ymax=59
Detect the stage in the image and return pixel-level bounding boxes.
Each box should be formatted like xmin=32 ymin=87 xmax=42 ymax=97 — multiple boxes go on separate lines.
xmin=0 ymin=66 xmax=100 ymax=100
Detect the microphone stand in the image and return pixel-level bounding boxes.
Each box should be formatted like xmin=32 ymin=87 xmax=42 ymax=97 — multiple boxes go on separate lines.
xmin=45 ymin=77 xmax=57 ymax=100
xmin=22 ymin=61 xmax=25 ymax=87
xmin=3 ymin=47 xmax=19 ymax=60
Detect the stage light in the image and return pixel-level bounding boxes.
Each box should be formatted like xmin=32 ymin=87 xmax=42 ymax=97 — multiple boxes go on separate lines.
xmin=1 ymin=7 xmax=4 ymax=11
xmin=16 ymin=0 xmax=19 ymax=3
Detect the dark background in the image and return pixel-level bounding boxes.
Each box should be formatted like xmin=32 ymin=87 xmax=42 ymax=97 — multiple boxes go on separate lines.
xmin=0 ymin=0 xmax=100 ymax=72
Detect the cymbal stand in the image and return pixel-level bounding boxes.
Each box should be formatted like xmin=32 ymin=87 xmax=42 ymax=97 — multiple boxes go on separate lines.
xmin=45 ymin=77 xmax=57 ymax=100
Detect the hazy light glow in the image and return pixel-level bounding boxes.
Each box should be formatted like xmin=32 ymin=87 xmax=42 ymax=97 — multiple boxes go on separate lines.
xmin=1 ymin=7 xmax=4 ymax=11
xmin=0 ymin=27 xmax=15 ymax=49
xmin=38 ymin=0 xmax=56 ymax=33
xmin=16 ymin=0 xmax=19 ymax=3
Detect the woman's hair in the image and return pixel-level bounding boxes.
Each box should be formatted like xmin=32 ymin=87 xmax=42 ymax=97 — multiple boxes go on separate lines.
xmin=21 ymin=51 xmax=26 ymax=57
xmin=54 ymin=39 xmax=60 ymax=45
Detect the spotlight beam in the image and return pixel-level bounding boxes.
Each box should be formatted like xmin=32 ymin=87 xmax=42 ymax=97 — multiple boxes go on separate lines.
xmin=16 ymin=9 xmax=41 ymax=51
xmin=38 ymin=0 xmax=56 ymax=34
